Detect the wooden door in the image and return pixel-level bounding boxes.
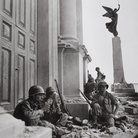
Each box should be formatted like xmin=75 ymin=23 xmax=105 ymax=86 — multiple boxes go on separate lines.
xmin=0 ymin=0 xmax=37 ymax=112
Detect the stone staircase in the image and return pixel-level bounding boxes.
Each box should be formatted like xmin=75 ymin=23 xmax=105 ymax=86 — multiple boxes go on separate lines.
xmin=114 ymin=88 xmax=138 ymax=101
xmin=113 ymin=88 xmax=138 ymax=118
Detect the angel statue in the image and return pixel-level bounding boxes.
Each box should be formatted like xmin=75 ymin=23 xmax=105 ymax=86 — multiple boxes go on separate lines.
xmin=102 ymin=4 xmax=120 ymax=36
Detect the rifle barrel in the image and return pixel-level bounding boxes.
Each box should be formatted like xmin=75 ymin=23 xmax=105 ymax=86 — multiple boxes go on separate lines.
xmin=78 ymin=89 xmax=91 ymax=106
xmin=54 ymin=79 xmax=71 ymax=115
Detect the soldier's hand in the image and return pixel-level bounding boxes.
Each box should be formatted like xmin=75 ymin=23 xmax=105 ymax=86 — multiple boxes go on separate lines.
xmin=42 ymin=102 xmax=49 ymax=112
xmin=57 ymin=111 xmax=62 ymax=116
xmin=38 ymin=109 xmax=44 ymax=117
xmin=110 ymin=114 xmax=115 ymax=118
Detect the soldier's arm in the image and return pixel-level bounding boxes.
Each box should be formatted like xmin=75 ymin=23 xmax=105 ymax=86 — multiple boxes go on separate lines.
xmin=22 ymin=102 xmax=43 ymax=119
xmin=111 ymin=94 xmax=119 ymax=115
xmin=54 ymin=93 xmax=62 ymax=114
xmin=90 ymin=94 xmax=99 ymax=106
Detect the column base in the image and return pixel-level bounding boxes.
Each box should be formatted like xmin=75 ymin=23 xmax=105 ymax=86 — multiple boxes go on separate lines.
xmin=111 ymin=82 xmax=135 ymax=92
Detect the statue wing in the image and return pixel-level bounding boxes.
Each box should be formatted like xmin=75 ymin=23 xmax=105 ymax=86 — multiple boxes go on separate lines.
xmin=102 ymin=6 xmax=114 ymax=18
xmin=102 ymin=6 xmax=113 ymax=12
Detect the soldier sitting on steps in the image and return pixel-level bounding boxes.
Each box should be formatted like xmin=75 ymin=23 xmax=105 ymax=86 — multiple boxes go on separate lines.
xmin=41 ymin=86 xmax=69 ymax=127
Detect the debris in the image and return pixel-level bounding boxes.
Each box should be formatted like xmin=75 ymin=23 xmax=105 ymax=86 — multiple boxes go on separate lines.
xmin=82 ymin=119 xmax=89 ymax=126
xmin=106 ymin=126 xmax=117 ymax=134
xmin=125 ymin=106 xmax=138 ymax=115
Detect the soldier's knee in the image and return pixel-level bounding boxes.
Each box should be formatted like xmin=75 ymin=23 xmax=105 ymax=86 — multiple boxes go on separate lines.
xmin=92 ymin=103 xmax=102 ymax=116
xmin=93 ymin=103 xmax=101 ymax=110
xmin=108 ymin=117 xmax=115 ymax=127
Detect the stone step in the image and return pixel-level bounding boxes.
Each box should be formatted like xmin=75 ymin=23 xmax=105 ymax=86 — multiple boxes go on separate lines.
xmin=115 ymin=88 xmax=135 ymax=93
xmin=113 ymin=92 xmax=138 ymax=97
xmin=0 ymin=113 xmax=25 ymax=138
xmin=118 ymin=97 xmax=138 ymax=102
xmin=0 ymin=107 xmax=52 ymax=138
xmin=18 ymin=127 xmax=52 ymax=138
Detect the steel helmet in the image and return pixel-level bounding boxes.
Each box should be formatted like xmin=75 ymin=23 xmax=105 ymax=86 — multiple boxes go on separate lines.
xmin=29 ymin=85 xmax=45 ymax=97
xmin=45 ymin=87 xmax=56 ymax=96
xmin=98 ymin=81 xmax=109 ymax=89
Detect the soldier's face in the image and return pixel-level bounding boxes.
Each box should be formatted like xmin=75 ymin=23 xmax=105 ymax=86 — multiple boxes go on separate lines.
xmin=35 ymin=94 xmax=45 ymax=102
xmin=98 ymin=85 xmax=106 ymax=93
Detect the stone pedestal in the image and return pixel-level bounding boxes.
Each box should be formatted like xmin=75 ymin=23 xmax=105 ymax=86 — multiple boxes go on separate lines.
xmin=112 ymin=36 xmax=125 ymax=83
xmin=66 ymin=103 xmax=89 ymax=120
xmin=112 ymin=37 xmax=134 ymax=93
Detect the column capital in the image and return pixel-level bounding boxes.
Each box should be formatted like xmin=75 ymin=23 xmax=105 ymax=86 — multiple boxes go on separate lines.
xmin=84 ymin=55 xmax=92 ymax=62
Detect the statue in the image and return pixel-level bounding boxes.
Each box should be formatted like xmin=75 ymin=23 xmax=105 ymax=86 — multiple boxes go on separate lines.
xmin=102 ymin=4 xmax=120 ymax=36
xmin=95 ymin=67 xmax=106 ymax=83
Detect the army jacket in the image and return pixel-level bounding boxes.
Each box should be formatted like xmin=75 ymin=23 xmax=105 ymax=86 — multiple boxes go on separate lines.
xmin=93 ymin=91 xmax=118 ymax=114
xmin=45 ymin=92 xmax=61 ymax=115
xmin=14 ymin=98 xmax=42 ymax=126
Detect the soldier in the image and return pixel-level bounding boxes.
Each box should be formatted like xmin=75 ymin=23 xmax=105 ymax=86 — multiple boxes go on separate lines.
xmin=95 ymin=67 xmax=106 ymax=83
xmin=91 ymin=81 xmax=119 ymax=127
xmin=14 ymin=85 xmax=70 ymax=137
xmin=42 ymin=86 xmax=69 ymax=127
xmin=84 ymin=75 xmax=97 ymax=100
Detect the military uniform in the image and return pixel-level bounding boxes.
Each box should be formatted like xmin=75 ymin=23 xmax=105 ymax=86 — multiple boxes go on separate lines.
xmin=43 ymin=90 xmax=68 ymax=127
xmin=84 ymin=77 xmax=97 ymax=100
xmin=92 ymin=91 xmax=118 ymax=126
xmin=14 ymin=98 xmax=56 ymax=129
xmin=91 ymin=81 xmax=119 ymax=127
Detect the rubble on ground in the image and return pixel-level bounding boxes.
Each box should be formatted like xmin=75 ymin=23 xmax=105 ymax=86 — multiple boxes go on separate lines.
xmin=63 ymin=96 xmax=138 ymax=138
xmin=18 ymin=126 xmax=52 ymax=138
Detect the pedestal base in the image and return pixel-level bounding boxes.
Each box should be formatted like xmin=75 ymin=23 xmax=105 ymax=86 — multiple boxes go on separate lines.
xmin=66 ymin=103 xmax=89 ymax=120
xmin=111 ymin=82 xmax=135 ymax=92
xmin=65 ymin=96 xmax=89 ymax=120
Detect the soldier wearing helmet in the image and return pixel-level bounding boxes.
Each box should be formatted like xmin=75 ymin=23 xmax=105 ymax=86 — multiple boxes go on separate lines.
xmin=84 ymin=74 xmax=97 ymax=100
xmin=14 ymin=85 xmax=45 ymax=126
xmin=91 ymin=81 xmax=119 ymax=128
xmin=42 ymin=86 xmax=69 ymax=127
xmin=14 ymin=85 xmax=70 ymax=137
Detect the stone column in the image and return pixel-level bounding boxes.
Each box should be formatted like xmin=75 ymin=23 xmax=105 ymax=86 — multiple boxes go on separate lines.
xmin=60 ymin=0 xmax=78 ymax=41
xmin=76 ymin=0 xmax=83 ymax=44
xmin=58 ymin=43 xmax=66 ymax=94
xmin=83 ymin=55 xmax=92 ymax=85
xmin=37 ymin=0 xmax=58 ymax=88
xmin=112 ymin=36 xmax=125 ymax=83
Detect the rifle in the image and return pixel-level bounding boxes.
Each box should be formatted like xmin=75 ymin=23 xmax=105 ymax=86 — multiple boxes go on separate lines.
xmin=78 ymin=89 xmax=92 ymax=107
xmin=54 ymin=79 xmax=71 ymax=116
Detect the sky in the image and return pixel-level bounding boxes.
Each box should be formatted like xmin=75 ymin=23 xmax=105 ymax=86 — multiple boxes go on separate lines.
xmin=82 ymin=0 xmax=138 ymax=84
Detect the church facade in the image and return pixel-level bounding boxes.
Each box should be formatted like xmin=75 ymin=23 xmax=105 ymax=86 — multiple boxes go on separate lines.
xmin=0 ymin=0 xmax=91 ymax=113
